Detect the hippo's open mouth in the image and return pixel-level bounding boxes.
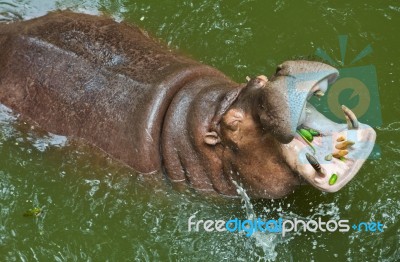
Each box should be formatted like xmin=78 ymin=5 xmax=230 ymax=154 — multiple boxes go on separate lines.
xmin=281 ymin=73 xmax=376 ymax=192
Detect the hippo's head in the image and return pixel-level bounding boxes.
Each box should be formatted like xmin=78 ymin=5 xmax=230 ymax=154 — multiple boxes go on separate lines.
xmin=205 ymin=60 xmax=376 ymax=198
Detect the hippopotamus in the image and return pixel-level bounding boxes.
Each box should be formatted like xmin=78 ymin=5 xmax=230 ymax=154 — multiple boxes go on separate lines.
xmin=0 ymin=11 xmax=376 ymax=198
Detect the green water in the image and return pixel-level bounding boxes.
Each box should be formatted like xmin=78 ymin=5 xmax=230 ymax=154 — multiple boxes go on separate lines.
xmin=0 ymin=0 xmax=399 ymax=261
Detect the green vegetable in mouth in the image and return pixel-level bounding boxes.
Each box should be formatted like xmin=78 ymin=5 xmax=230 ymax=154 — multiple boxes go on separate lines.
xmin=309 ymin=129 xmax=320 ymax=136
xmin=296 ymin=129 xmax=316 ymax=154
xmin=298 ymin=129 xmax=313 ymax=142
xmin=329 ymin=174 xmax=338 ymax=185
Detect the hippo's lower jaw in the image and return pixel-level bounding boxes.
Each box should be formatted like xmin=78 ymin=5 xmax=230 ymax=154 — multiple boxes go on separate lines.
xmin=281 ymin=78 xmax=376 ymax=193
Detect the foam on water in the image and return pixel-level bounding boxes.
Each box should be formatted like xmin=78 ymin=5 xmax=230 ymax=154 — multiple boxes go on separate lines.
xmin=377 ymin=122 xmax=400 ymax=132
xmin=28 ymin=134 xmax=67 ymax=152
xmin=0 ymin=103 xmax=68 ymax=151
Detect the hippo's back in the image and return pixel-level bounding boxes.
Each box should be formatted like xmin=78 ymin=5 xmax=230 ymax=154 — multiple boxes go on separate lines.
xmin=0 ymin=11 xmax=230 ymax=173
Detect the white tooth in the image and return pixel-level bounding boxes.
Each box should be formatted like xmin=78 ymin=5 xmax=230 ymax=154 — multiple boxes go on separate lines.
xmin=315 ymin=90 xmax=325 ymax=97
xmin=319 ymin=79 xmax=328 ymax=93
xmin=341 ymin=105 xmax=359 ymax=129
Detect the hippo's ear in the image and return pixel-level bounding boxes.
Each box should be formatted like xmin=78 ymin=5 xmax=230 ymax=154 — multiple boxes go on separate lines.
xmin=204 ymin=131 xmax=221 ymax=145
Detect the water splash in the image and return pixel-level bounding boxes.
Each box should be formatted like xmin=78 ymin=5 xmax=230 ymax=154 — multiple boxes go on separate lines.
xmin=0 ymin=0 xmax=100 ymax=22
xmin=232 ymin=180 xmax=256 ymax=220
xmin=28 ymin=133 xmax=67 ymax=152
xmin=0 ymin=103 xmax=16 ymax=122
xmin=232 ymin=180 xmax=278 ymax=261
xmin=377 ymin=122 xmax=400 ymax=132
xmin=0 ymin=1 xmax=22 ymax=22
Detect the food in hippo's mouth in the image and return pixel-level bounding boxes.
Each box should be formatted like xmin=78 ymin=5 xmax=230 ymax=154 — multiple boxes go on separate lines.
xmin=297 ymin=129 xmax=315 ymax=142
xmin=324 ymin=154 xmax=333 ymax=161
xmin=297 ymin=104 xmax=360 ymax=162
xmin=302 ymin=104 xmax=359 ymax=163
xmin=329 ymin=174 xmax=338 ymax=185
xmin=335 ymin=140 xmax=355 ymax=150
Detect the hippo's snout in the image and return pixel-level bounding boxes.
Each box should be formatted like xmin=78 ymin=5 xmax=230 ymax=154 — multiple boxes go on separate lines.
xmin=253 ymin=60 xmax=339 ymax=144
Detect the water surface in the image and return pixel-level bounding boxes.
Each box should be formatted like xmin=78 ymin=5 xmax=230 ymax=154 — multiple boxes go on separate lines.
xmin=0 ymin=0 xmax=399 ymax=261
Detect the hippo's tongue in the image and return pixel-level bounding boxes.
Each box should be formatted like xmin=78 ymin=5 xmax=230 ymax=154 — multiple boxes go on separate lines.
xmin=281 ymin=102 xmax=376 ymax=193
